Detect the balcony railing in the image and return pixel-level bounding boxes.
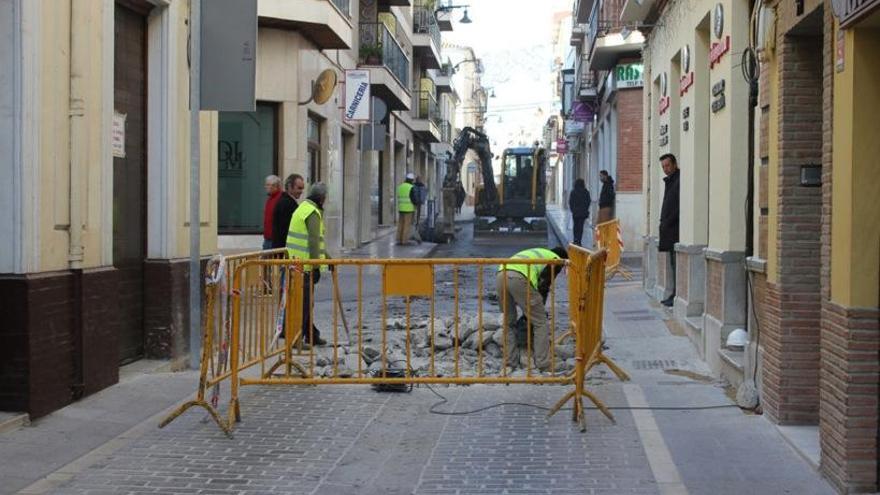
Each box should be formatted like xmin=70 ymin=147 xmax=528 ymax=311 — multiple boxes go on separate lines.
xmin=413 ymin=2 xmax=442 ymax=49
xmin=360 ymin=22 xmax=410 ymax=88
xmin=414 ymin=90 xmax=440 ymax=126
xmin=331 ymin=0 xmax=351 ymax=17
xmin=586 ymin=0 xmax=626 ymax=55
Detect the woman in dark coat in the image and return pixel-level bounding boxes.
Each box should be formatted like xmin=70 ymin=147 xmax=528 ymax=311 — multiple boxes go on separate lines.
xmin=568 ymin=178 xmax=591 ymax=246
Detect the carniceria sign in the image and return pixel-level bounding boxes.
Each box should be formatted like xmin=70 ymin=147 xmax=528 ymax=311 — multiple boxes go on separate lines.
xmin=615 ymin=63 xmax=644 ymax=88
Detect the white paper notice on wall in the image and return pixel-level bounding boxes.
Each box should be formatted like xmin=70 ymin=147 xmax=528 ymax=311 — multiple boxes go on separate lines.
xmin=112 ymin=111 xmax=126 ymax=158
xmin=343 ymin=69 xmax=371 ymax=123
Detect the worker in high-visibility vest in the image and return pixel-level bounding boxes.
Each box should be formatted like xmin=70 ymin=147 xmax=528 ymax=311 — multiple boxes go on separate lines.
xmin=496 ymin=247 xmax=568 ymax=371
xmin=286 ymin=182 xmax=331 ymax=346
xmin=396 ymin=172 xmax=421 ymax=245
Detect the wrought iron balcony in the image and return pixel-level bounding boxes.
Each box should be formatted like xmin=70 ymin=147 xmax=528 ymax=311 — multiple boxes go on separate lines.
xmin=359 ymin=22 xmax=410 ymax=88
xmin=331 ymin=0 xmax=350 ymax=17
xmin=414 ymin=2 xmax=442 ymax=49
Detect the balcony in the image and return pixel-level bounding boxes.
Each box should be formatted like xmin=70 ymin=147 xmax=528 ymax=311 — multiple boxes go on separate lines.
xmin=430 ymin=120 xmax=454 ymax=157
xmin=574 ymin=0 xmax=597 ymax=23
xmin=432 ymin=63 xmax=453 ymax=93
xmin=359 ymin=22 xmax=411 ymax=110
xmin=586 ymin=0 xmax=644 ymax=71
xmin=577 ymin=62 xmax=600 ymax=101
xmin=258 ymin=0 xmax=353 ymax=49
xmin=412 ymin=89 xmax=441 ymax=143
xmin=571 ymin=23 xmax=585 ymax=46
xmin=620 ymin=0 xmax=658 ymax=23
xmin=413 ymin=2 xmax=442 ymax=69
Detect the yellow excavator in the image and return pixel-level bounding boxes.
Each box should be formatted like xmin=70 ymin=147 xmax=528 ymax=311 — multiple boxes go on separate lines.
xmin=444 ymin=127 xmax=547 ymax=237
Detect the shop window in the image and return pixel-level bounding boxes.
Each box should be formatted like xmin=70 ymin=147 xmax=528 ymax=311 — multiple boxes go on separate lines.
xmin=218 ymin=103 xmax=278 ymax=234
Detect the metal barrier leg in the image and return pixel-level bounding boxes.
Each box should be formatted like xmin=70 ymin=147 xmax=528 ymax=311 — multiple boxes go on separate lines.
xmin=159 ymin=400 xmax=232 ymax=437
xmin=595 ymin=353 xmax=631 ymax=381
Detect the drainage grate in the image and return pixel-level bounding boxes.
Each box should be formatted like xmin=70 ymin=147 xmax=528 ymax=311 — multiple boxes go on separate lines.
xmin=631 ymin=359 xmax=678 ymax=370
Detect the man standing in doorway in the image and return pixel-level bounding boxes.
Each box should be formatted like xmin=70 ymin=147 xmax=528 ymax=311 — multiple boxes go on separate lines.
xmin=271 ymin=174 xmax=305 ymax=249
xmin=598 ymin=170 xmax=616 ymax=223
xmin=286 ymin=183 xmax=331 ymax=346
xmin=263 ymin=175 xmax=282 ymax=250
xmin=659 ymin=154 xmax=680 ymax=307
xmin=396 ymin=172 xmax=420 ymax=245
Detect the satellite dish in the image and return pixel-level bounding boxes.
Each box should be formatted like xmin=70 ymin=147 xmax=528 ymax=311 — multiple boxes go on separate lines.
xmin=299 ymin=69 xmax=338 ymax=105
xmin=313 ymin=69 xmax=337 ymax=104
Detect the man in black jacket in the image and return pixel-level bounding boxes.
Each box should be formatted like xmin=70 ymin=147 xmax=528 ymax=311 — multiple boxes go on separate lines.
xmin=568 ymin=178 xmax=591 ymax=246
xmin=271 ymin=174 xmax=304 ymax=248
xmin=598 ymin=170 xmax=616 ymax=223
xmin=659 ymin=154 xmax=680 ymax=307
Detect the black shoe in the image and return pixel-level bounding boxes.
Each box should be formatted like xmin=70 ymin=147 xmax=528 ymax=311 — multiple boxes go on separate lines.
xmin=304 ymin=328 xmax=327 ymax=346
xmin=661 ymin=296 xmax=674 ymax=307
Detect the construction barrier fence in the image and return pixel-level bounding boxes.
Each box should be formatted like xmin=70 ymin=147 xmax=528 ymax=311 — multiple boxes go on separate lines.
xmin=160 ymin=245 xmax=628 ymax=435
xmin=594 ymin=218 xmax=633 ymax=280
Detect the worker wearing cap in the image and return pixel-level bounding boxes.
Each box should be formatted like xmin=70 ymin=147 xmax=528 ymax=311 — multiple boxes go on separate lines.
xmin=496 ymin=247 xmax=568 ymax=371
xmin=286 ymin=182 xmax=331 ymax=346
xmin=396 ymin=172 xmax=420 ymax=245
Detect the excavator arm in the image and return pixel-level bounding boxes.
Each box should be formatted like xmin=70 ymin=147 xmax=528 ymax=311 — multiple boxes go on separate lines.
xmin=444 ymin=126 xmax=498 ymax=212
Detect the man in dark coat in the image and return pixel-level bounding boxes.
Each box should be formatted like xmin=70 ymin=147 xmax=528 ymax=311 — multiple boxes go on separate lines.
xmin=659 ymin=154 xmax=680 ymax=307
xmin=568 ymin=178 xmax=591 ymax=246
xmin=271 ymin=174 xmax=304 ymax=248
xmin=598 ymin=170 xmax=616 ymax=223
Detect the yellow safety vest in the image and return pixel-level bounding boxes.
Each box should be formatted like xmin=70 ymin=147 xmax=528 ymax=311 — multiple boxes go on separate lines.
xmin=397 ymin=182 xmax=415 ymax=213
xmin=286 ymin=200 xmax=327 ymax=271
xmin=498 ymin=248 xmax=561 ymax=289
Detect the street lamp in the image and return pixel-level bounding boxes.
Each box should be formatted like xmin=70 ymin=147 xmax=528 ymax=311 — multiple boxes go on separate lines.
xmin=434 ymin=4 xmax=472 ymax=24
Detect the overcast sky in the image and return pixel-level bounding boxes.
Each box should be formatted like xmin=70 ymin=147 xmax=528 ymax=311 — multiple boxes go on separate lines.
xmin=444 ymin=0 xmax=572 ymax=148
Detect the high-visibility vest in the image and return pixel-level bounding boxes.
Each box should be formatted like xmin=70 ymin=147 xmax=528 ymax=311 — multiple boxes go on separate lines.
xmin=498 ymin=248 xmax=561 ymax=289
xmin=286 ymin=199 xmax=327 ymax=271
xmin=397 ymin=182 xmax=415 ymax=213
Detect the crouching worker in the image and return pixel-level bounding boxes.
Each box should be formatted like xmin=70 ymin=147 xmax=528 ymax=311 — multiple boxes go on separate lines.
xmin=286 ymin=182 xmax=331 ymax=346
xmin=495 ymin=247 xmax=568 ymax=371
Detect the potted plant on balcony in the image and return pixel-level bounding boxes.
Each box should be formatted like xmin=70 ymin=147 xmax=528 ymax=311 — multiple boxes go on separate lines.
xmin=359 ymin=44 xmax=382 ymax=65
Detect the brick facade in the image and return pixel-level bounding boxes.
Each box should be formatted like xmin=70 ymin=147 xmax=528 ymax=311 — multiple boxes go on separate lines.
xmin=820 ymin=302 xmax=880 ymax=492
xmin=761 ymin=7 xmax=824 ymax=425
xmin=616 ymin=88 xmax=643 ymax=193
xmin=0 ymin=269 xmax=123 ymax=418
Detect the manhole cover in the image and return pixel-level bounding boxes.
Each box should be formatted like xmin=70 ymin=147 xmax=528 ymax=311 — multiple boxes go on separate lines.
xmin=631 ymin=359 xmax=678 ymax=370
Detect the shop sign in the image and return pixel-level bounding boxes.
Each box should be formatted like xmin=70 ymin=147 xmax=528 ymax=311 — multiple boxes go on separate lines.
xmin=557 ymin=138 xmax=568 ymax=154
xmin=714 ymin=3 xmax=725 ymax=39
xmin=709 ymin=36 xmax=731 ymax=68
xmin=836 ymin=28 xmax=845 ymax=72
xmin=832 ymin=0 xmax=880 ymax=28
xmin=679 ymin=72 xmax=694 ymax=96
xmin=615 ymin=63 xmax=644 ymax=88
xmin=564 ymin=119 xmax=586 ymax=135
xmin=682 ymin=107 xmax=690 ymax=131
xmin=343 ymin=69 xmax=371 ymax=122
xmin=711 ymin=78 xmax=726 ymax=113
xmin=682 ymin=45 xmax=692 ymax=73
xmin=658 ymin=96 xmax=671 ymax=115
xmin=571 ymin=102 xmax=594 ymax=123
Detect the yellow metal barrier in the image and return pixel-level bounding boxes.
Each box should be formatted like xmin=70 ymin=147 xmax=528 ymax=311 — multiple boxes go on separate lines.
xmin=594 ymin=218 xmax=634 ymax=281
xmin=158 ymin=249 xmax=288 ymax=435
xmin=161 ymin=246 xmax=628 ymax=434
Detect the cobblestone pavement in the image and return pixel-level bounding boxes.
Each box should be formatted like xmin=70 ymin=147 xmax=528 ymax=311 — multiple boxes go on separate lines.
xmin=21 ymin=222 xmax=837 ymax=495
xmin=50 ymin=383 xmax=655 ymax=495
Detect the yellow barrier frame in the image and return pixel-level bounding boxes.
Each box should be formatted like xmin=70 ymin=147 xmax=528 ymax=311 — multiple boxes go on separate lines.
xmin=594 ymin=218 xmax=634 ymax=281
xmin=160 ymin=246 xmax=628 ymax=434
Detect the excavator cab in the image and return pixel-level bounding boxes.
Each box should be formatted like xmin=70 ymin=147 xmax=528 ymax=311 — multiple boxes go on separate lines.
xmin=474 ymin=146 xmax=548 ymax=235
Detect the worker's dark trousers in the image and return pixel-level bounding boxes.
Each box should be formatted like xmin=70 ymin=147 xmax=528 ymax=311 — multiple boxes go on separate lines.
xmin=301 ymin=271 xmax=321 ymax=342
xmin=572 ymin=216 xmax=587 ymax=246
